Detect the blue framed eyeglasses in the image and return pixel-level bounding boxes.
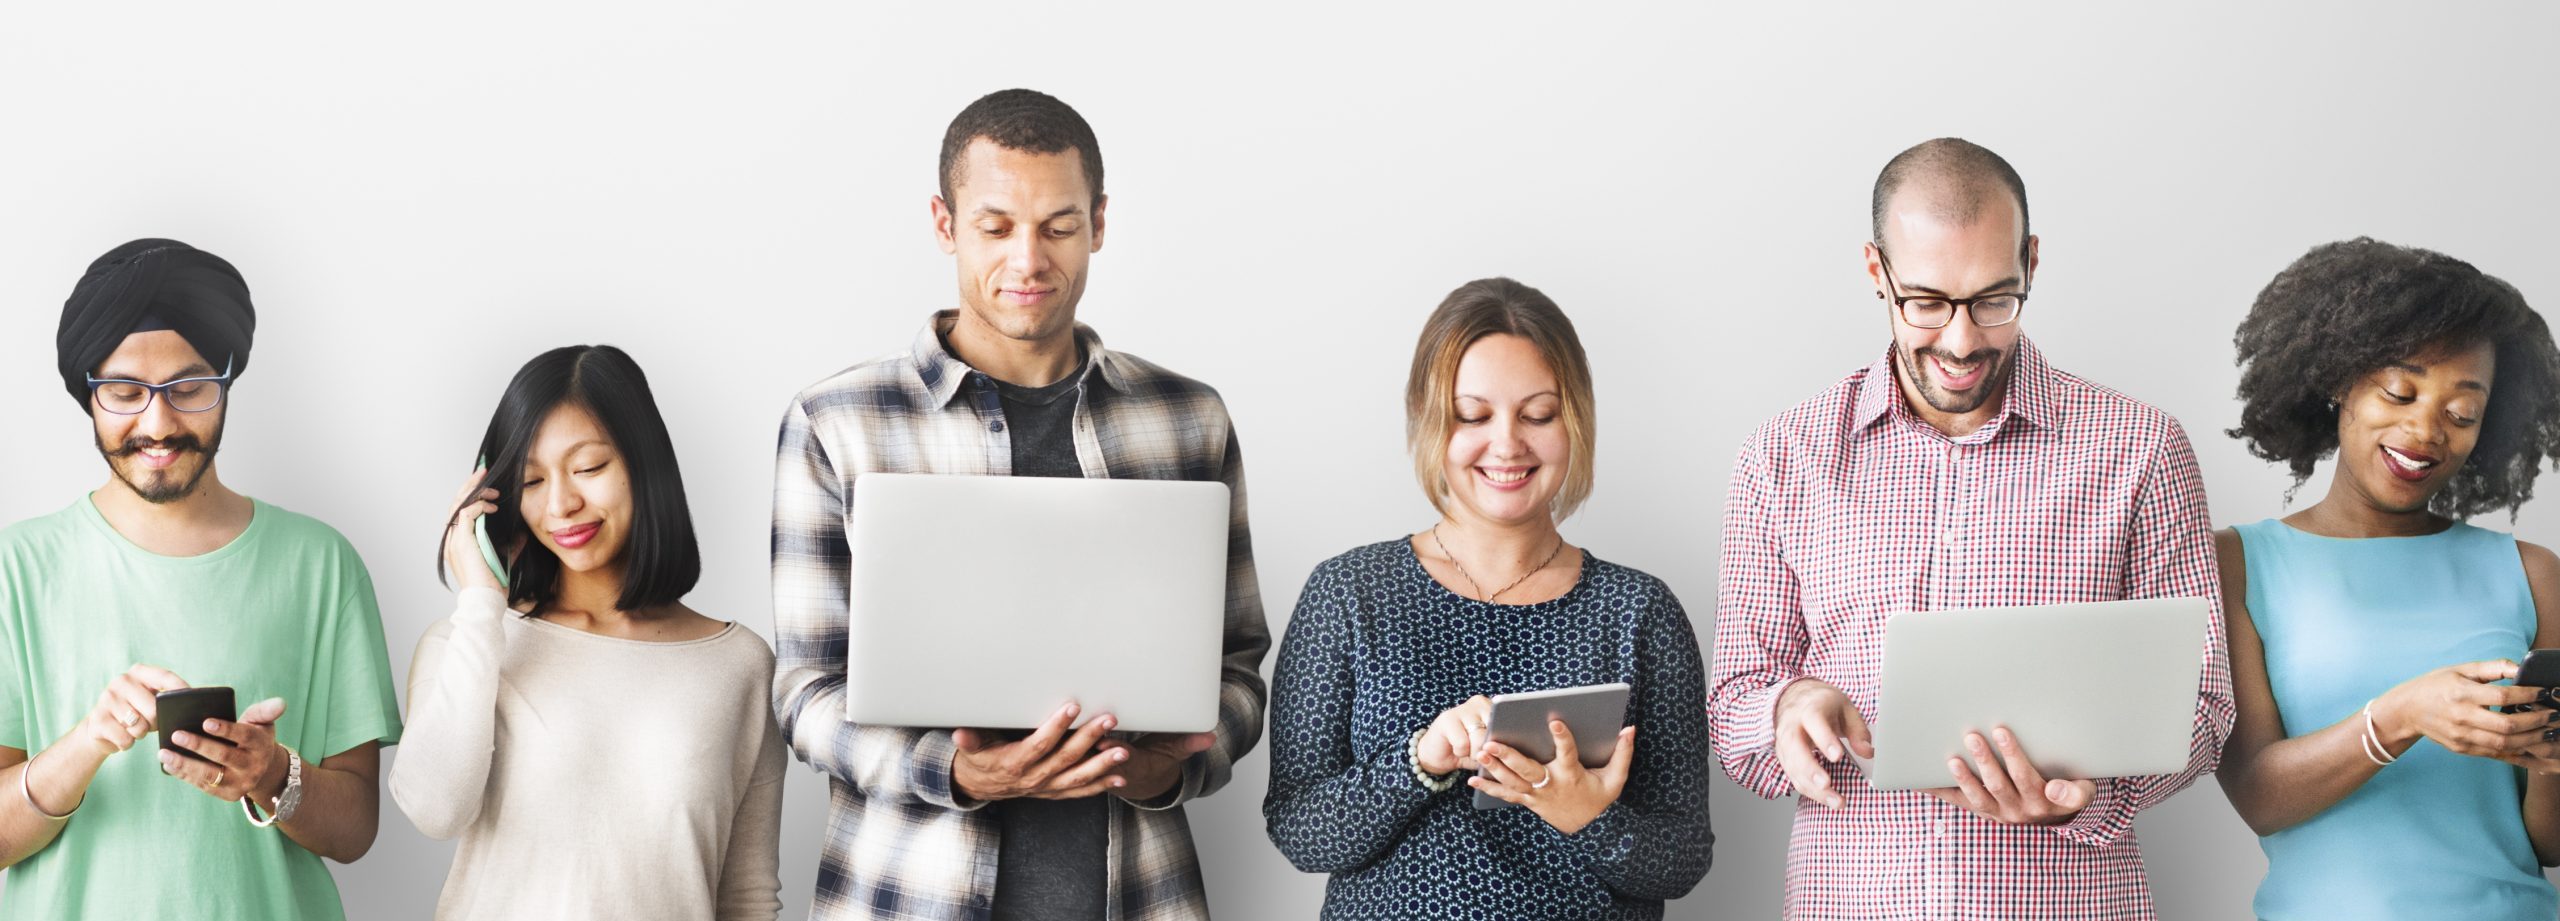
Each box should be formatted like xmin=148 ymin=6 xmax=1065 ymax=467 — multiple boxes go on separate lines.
xmin=86 ymin=356 xmax=234 ymax=415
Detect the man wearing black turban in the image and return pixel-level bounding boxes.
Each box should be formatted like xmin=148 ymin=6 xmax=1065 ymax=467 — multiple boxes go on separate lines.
xmin=54 ymin=238 xmax=256 ymax=503
xmin=0 ymin=239 xmax=404 ymax=921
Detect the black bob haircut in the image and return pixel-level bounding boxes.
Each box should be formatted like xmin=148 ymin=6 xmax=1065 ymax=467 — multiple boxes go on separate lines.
xmin=2230 ymin=237 xmax=2560 ymax=520
xmin=440 ymin=344 xmax=701 ymax=612
xmin=938 ymin=88 xmax=1103 ymax=210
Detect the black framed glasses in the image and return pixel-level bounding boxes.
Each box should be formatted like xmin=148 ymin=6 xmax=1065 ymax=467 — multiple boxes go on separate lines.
xmin=86 ymin=356 xmax=233 ymax=415
xmin=1875 ymin=248 xmax=2029 ymax=329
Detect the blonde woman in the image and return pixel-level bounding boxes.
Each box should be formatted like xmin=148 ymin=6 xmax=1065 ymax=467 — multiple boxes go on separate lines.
xmin=1262 ymin=277 xmax=1711 ymax=920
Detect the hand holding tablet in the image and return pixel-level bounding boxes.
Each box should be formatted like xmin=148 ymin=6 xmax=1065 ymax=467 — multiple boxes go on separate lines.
xmin=1463 ymin=682 xmax=1637 ymax=836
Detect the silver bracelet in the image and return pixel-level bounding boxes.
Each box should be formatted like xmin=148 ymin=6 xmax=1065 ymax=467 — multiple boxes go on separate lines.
xmin=2361 ymin=699 xmax=2398 ymax=767
xmin=18 ymin=749 xmax=79 ymax=821
xmin=1408 ymin=727 xmax=1458 ymax=792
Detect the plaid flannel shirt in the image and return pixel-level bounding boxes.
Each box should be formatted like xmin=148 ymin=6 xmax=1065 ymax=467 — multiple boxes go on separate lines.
xmin=770 ymin=311 xmax=1271 ymax=921
xmin=1706 ymin=340 xmax=2234 ymax=920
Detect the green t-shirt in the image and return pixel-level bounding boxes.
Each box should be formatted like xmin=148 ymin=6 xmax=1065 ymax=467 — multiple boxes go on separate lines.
xmin=0 ymin=496 xmax=403 ymax=920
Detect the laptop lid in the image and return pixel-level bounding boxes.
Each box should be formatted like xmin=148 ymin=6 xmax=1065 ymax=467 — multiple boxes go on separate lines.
xmin=1865 ymin=597 xmax=2210 ymax=791
xmin=842 ymin=472 xmax=1232 ymax=734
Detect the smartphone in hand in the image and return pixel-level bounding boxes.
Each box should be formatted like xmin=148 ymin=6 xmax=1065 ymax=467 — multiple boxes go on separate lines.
xmin=473 ymin=455 xmax=511 ymax=589
xmin=2502 ymin=650 xmax=2560 ymax=715
xmin=156 ymin=687 xmax=236 ymax=763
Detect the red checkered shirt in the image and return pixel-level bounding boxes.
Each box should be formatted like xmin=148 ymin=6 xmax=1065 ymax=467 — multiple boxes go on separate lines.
xmin=1707 ymin=340 xmax=2232 ymax=921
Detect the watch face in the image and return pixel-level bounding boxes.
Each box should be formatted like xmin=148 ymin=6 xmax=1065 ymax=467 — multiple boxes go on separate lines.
xmin=274 ymin=750 xmax=304 ymax=820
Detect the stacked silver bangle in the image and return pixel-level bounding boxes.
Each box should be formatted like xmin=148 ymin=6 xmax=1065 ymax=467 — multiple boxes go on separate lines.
xmin=2359 ymin=699 xmax=2398 ymax=767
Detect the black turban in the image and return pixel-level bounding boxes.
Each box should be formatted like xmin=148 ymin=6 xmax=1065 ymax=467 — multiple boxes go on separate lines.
xmin=56 ymin=239 xmax=256 ymax=410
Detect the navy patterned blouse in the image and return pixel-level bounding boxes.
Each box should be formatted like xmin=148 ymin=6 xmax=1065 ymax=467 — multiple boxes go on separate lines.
xmin=1263 ymin=538 xmax=1713 ymax=920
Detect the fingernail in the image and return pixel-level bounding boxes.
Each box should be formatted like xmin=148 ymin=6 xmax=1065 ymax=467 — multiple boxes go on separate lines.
xmin=204 ymin=720 xmax=223 ymax=733
xmin=172 ymin=731 xmax=190 ymax=746
xmin=1113 ymin=750 xmax=1128 ymax=762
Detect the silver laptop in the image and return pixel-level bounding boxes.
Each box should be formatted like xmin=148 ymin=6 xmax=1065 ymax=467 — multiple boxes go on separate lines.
xmin=842 ymin=473 xmax=1231 ymax=734
xmin=1865 ymin=597 xmax=2210 ymax=791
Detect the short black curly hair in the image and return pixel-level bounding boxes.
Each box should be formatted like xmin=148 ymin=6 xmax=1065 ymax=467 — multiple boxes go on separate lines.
xmin=939 ymin=88 xmax=1103 ymax=210
xmin=2229 ymin=237 xmax=2560 ymax=519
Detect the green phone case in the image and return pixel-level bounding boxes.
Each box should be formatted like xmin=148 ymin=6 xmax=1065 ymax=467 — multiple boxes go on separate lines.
xmin=473 ymin=456 xmax=510 ymax=589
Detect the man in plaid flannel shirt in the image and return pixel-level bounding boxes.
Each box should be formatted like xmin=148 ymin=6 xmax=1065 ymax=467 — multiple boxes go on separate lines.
xmin=769 ymin=89 xmax=1268 ymax=921
xmin=1706 ymin=138 xmax=2233 ymax=920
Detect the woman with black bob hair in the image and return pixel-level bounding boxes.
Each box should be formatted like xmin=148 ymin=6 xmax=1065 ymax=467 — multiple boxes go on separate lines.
xmin=389 ymin=345 xmax=784 ymax=920
xmin=2214 ymin=238 xmax=2560 ymax=919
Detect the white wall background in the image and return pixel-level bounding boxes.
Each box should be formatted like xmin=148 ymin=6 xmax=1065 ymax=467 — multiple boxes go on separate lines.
xmin=4 ymin=3 xmax=2557 ymax=918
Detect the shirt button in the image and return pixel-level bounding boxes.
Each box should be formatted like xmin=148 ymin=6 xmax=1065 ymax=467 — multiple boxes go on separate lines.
xmin=1939 ymin=529 xmax=1956 ymax=546
xmin=989 ymin=420 xmax=1005 ymax=433
xmin=1935 ymin=820 xmax=1948 ymax=836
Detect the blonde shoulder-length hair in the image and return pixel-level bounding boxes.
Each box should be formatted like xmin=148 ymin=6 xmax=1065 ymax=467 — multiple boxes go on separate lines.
xmin=1405 ymin=277 xmax=1598 ymax=522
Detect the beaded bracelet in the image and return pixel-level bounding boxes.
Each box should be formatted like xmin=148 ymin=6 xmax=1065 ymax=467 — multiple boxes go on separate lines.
xmin=1408 ymin=727 xmax=1458 ymax=792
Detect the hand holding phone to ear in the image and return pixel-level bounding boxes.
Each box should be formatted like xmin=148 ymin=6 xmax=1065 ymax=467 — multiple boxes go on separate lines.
xmin=443 ymin=468 xmax=508 ymax=593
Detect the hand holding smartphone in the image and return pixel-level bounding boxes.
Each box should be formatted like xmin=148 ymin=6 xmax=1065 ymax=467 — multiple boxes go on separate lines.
xmin=156 ymin=687 xmax=236 ymax=763
xmin=2502 ymin=649 xmax=2560 ymax=714
xmin=453 ymin=456 xmax=509 ymax=590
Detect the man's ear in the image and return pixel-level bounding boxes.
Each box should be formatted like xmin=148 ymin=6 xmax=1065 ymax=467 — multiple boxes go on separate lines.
xmin=2023 ymin=234 xmax=2041 ymax=286
xmin=1088 ymin=194 xmax=1108 ymax=254
xmin=932 ymin=195 xmax=959 ymax=255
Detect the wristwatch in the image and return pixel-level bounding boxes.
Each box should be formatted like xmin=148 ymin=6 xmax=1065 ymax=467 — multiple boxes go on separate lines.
xmin=242 ymin=746 xmax=303 ymax=828
xmin=270 ymin=747 xmax=303 ymax=823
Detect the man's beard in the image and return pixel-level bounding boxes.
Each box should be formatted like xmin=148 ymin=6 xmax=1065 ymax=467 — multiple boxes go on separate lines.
xmin=97 ymin=426 xmax=223 ymax=504
xmin=1896 ymin=342 xmax=2015 ymax=416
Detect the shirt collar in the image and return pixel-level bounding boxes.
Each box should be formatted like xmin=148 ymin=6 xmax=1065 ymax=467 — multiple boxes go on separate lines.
xmin=1851 ymin=337 xmax=2058 ymax=438
xmin=909 ymin=309 xmax=1127 ymax=408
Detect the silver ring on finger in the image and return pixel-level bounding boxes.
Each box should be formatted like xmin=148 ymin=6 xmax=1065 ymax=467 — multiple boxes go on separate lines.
xmin=1531 ymin=773 xmax=1552 ymax=789
xmin=121 ymin=717 xmax=143 ymax=734
xmin=212 ymin=770 xmax=225 ymax=787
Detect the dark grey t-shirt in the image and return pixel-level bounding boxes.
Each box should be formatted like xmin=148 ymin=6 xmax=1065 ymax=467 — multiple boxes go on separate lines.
xmin=987 ymin=364 xmax=1108 ymax=920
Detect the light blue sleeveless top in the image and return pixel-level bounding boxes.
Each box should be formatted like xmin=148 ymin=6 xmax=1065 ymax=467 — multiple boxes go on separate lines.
xmin=2238 ymin=518 xmax=2557 ymax=920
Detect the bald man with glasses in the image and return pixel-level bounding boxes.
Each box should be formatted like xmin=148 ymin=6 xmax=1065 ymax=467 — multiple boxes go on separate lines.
xmin=1706 ymin=139 xmax=2231 ymax=920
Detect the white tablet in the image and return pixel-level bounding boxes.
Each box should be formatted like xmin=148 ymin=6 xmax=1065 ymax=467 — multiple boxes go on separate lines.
xmin=841 ymin=473 xmax=1232 ymax=734
xmin=1472 ymin=682 xmax=1631 ymax=810
xmin=1864 ymin=598 xmax=2209 ymax=791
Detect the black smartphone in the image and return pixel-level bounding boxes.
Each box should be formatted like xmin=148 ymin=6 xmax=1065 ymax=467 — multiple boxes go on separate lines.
xmin=156 ymin=687 xmax=236 ymax=763
xmin=2503 ymin=651 xmax=2560 ymax=714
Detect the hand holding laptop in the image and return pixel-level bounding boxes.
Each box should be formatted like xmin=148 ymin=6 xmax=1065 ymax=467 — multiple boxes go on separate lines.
xmin=1920 ymin=726 xmax=2097 ymax=825
xmin=950 ymin=702 xmax=1216 ymax=802
xmin=1778 ymin=678 xmax=2093 ymax=823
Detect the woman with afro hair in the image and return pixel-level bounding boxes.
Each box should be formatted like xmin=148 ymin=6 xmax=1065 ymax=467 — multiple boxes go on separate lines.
xmin=2214 ymin=237 xmax=2560 ymax=919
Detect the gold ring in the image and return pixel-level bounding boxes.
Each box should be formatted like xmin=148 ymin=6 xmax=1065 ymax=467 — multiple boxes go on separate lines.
xmin=213 ymin=770 xmax=225 ymax=787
